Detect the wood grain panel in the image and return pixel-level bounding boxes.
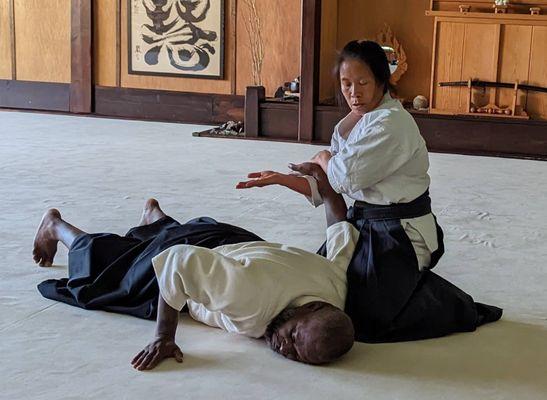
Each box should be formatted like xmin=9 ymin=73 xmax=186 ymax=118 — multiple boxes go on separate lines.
xmin=0 ymin=0 xmax=11 ymax=79
xmin=432 ymin=22 xmax=465 ymax=111
xmin=497 ymin=25 xmax=533 ymax=109
xmin=121 ymin=0 xmax=233 ymax=94
xmin=337 ymin=0 xmax=434 ymax=101
xmin=14 ymin=0 xmax=71 ymax=83
xmin=319 ymin=0 xmax=338 ymax=102
xmin=527 ymin=26 xmax=547 ymax=119
xmin=235 ymin=0 xmax=301 ymax=96
xmin=459 ymin=23 xmax=499 ymax=111
xmin=94 ymin=0 xmax=118 ymax=87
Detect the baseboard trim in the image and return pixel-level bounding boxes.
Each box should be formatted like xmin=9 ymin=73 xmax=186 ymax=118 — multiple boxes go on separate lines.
xmin=0 ymin=80 xmax=70 ymax=111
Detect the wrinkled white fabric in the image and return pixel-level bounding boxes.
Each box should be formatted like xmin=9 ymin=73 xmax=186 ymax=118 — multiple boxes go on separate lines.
xmin=152 ymin=222 xmax=360 ymax=338
xmin=306 ymin=93 xmax=438 ymax=269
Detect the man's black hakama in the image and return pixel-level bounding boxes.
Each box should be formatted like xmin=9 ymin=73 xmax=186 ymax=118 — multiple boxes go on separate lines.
xmin=37 ymin=216 xmax=263 ymax=319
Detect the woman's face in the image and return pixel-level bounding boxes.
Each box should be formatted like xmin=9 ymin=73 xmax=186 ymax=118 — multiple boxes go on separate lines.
xmin=339 ymin=58 xmax=385 ymax=116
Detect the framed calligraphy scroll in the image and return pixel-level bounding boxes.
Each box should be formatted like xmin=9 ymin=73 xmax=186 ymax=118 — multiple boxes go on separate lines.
xmin=128 ymin=0 xmax=224 ymax=79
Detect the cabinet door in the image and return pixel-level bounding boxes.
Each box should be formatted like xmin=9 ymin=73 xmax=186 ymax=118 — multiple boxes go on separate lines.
xmin=497 ymin=25 xmax=533 ymax=109
xmin=432 ymin=21 xmax=465 ymax=112
xmin=458 ymin=23 xmax=499 ymax=111
xmin=433 ymin=21 xmax=500 ymax=113
xmin=528 ymin=26 xmax=547 ymax=119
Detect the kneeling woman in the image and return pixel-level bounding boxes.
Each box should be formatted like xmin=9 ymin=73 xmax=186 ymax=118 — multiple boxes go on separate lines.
xmin=238 ymin=40 xmax=502 ymax=342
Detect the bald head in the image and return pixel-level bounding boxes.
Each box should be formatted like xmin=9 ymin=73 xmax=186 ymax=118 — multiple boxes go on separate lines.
xmin=265 ymin=301 xmax=354 ymax=364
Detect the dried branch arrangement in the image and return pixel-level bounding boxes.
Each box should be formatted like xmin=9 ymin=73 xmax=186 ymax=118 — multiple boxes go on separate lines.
xmin=242 ymin=0 xmax=265 ymax=86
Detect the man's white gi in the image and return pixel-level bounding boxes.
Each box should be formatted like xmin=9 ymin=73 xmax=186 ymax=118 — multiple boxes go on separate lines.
xmin=152 ymin=221 xmax=359 ymax=338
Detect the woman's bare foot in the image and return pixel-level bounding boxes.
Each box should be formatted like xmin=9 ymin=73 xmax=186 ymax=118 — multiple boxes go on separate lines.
xmin=33 ymin=209 xmax=61 ymax=267
xmin=138 ymin=199 xmax=167 ymax=226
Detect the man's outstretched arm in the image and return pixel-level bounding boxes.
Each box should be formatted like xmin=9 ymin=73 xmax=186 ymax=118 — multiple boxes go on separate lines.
xmin=289 ymin=162 xmax=347 ymax=227
xmin=131 ymin=295 xmax=184 ymax=371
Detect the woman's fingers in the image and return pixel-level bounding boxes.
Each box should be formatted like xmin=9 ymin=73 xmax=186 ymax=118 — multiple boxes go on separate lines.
xmin=289 ymin=162 xmax=324 ymax=179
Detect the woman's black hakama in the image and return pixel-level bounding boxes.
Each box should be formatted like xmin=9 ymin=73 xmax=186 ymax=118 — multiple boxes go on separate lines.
xmin=319 ymin=191 xmax=502 ymax=343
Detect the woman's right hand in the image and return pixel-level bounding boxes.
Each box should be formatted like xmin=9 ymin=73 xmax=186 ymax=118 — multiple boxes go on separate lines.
xmin=289 ymin=162 xmax=335 ymax=198
xmin=236 ymin=171 xmax=285 ymax=189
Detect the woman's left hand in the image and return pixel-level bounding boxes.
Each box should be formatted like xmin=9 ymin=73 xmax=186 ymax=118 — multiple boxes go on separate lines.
xmin=310 ymin=150 xmax=332 ymax=173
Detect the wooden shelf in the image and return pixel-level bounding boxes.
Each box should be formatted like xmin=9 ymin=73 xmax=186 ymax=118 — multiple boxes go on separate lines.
xmin=426 ymin=10 xmax=547 ymax=21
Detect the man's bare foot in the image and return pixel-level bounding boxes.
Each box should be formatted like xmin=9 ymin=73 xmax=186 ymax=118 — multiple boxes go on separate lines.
xmin=33 ymin=209 xmax=61 ymax=267
xmin=138 ymin=199 xmax=167 ymax=226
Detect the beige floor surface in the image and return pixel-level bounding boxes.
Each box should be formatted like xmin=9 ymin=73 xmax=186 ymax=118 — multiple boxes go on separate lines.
xmin=1 ymin=111 xmax=546 ymax=400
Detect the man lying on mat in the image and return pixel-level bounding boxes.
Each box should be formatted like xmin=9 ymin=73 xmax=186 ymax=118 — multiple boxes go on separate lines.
xmin=33 ymin=168 xmax=357 ymax=369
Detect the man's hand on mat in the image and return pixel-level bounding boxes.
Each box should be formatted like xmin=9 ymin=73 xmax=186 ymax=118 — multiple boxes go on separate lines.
xmin=236 ymin=171 xmax=284 ymax=189
xmin=131 ymin=338 xmax=184 ymax=371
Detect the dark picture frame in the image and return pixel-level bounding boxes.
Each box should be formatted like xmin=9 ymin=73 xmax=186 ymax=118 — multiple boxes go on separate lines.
xmin=128 ymin=0 xmax=225 ymax=79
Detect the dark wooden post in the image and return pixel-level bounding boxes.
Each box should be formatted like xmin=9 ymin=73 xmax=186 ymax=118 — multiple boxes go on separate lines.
xmin=244 ymin=86 xmax=265 ymax=138
xmin=298 ymin=0 xmax=322 ymax=142
xmin=70 ymin=0 xmax=92 ymax=113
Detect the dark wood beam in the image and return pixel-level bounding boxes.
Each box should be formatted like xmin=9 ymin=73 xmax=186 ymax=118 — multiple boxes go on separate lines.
xmin=244 ymin=86 xmax=265 ymax=138
xmin=298 ymin=0 xmax=322 ymax=142
xmin=70 ymin=0 xmax=92 ymax=113
xmin=95 ymin=86 xmax=244 ymax=125
xmin=0 ymin=80 xmax=70 ymax=111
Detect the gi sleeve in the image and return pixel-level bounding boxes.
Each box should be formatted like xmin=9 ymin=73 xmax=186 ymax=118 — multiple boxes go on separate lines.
xmin=327 ymin=112 xmax=418 ymax=194
xmin=301 ymin=175 xmax=324 ymax=208
xmin=325 ymin=221 xmax=360 ymax=271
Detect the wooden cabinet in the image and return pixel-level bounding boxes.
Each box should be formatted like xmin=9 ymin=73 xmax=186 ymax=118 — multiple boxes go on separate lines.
xmin=428 ymin=7 xmax=547 ymax=119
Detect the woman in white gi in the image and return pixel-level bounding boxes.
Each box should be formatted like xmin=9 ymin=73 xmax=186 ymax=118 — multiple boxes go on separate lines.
xmin=238 ymin=40 xmax=502 ymax=342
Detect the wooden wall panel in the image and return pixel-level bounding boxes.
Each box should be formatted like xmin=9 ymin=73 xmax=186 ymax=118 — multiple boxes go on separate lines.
xmin=94 ymin=0 xmax=118 ymax=87
xmin=497 ymin=25 xmax=533 ymax=109
xmin=319 ymin=0 xmax=338 ymax=102
xmin=0 ymin=0 xmax=12 ymax=79
xmin=120 ymin=0 xmax=233 ymax=94
xmin=527 ymin=26 xmax=547 ymax=119
xmin=337 ymin=0 xmax=434 ymax=101
xmin=432 ymin=22 xmax=465 ymax=111
xmin=235 ymin=0 xmax=301 ymax=97
xmin=14 ymin=0 xmax=71 ymax=83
